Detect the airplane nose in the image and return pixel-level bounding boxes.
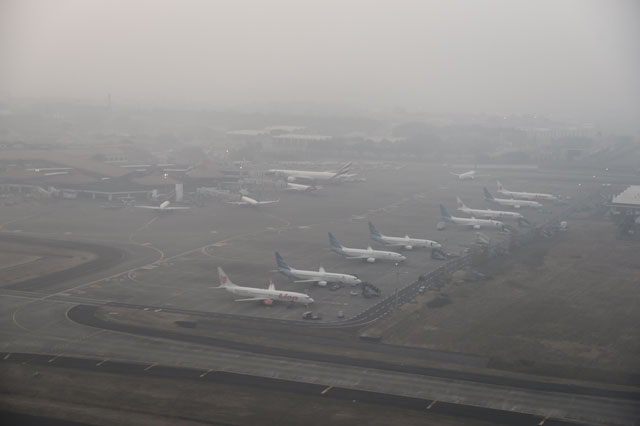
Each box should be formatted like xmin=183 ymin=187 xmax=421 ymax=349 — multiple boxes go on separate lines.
xmin=400 ymin=255 xmax=407 ymax=261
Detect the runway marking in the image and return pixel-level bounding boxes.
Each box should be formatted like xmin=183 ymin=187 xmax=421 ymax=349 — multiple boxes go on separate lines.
xmin=426 ymin=400 xmax=437 ymax=410
xmin=321 ymin=385 xmax=332 ymax=395
xmin=144 ymin=363 xmax=157 ymax=371
xmin=96 ymin=359 xmax=108 ymax=366
xmin=538 ymin=416 xmax=549 ymax=425
xmin=199 ymin=369 xmax=212 ymax=378
xmin=48 ymin=355 xmax=60 ymax=363
xmin=3 ymin=353 xmax=10 ymax=360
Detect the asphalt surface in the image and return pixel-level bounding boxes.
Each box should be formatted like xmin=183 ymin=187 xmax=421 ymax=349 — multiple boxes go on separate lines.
xmin=0 ymin=352 xmax=596 ymax=426
xmin=1 ymin=161 xmax=639 ymax=425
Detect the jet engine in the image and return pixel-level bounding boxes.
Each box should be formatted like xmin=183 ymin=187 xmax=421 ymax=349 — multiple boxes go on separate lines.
xmin=263 ymin=299 xmax=274 ymax=305
xmin=318 ymin=281 xmax=327 ymax=287
xmin=404 ymin=245 xmax=413 ymax=250
xmin=287 ymin=176 xmax=297 ymax=182
xmin=366 ymin=257 xmax=376 ymax=263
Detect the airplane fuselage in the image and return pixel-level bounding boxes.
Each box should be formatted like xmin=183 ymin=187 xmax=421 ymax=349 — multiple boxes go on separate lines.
xmin=334 ymin=246 xmax=406 ymax=263
xmin=487 ymin=197 xmax=542 ymax=209
xmin=282 ymin=267 xmax=361 ymax=286
xmin=224 ymin=285 xmax=313 ymax=305
xmin=446 ymin=215 xmax=504 ymax=230
xmin=376 ymin=235 xmax=441 ymax=249
xmin=458 ymin=206 xmax=523 ymax=220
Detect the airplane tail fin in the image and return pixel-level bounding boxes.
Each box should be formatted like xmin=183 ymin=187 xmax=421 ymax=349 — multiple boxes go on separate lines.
xmin=497 ymin=180 xmax=504 ymax=191
xmin=368 ymin=221 xmax=383 ymax=242
xmin=440 ymin=204 xmax=452 ymax=221
xmin=275 ymin=252 xmax=291 ymax=271
xmin=483 ymin=187 xmax=494 ymax=200
xmin=456 ymin=196 xmax=466 ymax=209
xmin=268 ymin=280 xmax=275 ymax=291
xmin=331 ymin=161 xmax=352 ymax=179
xmin=328 ymin=232 xmax=345 ymax=254
xmin=217 ymin=267 xmax=237 ymax=287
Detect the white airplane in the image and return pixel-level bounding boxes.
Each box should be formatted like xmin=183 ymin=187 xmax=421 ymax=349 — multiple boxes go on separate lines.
xmin=483 ymin=187 xmax=542 ymax=209
xmin=29 ymin=167 xmax=73 ymax=172
xmin=285 ymin=182 xmax=320 ymax=192
xmin=227 ymin=195 xmax=280 ymax=206
xmin=450 ymin=170 xmax=477 ymax=180
xmin=216 ymin=267 xmax=314 ymax=306
xmin=369 ymin=222 xmax=441 ymax=250
xmin=329 ymin=232 xmax=406 ymax=263
xmin=497 ymin=180 xmax=558 ymax=201
xmin=456 ymin=197 xmax=523 ymax=220
xmin=275 ymin=252 xmax=361 ymax=287
xmin=440 ymin=204 xmax=504 ymax=230
xmin=268 ymin=161 xmax=352 ymax=184
xmin=134 ymin=200 xmax=190 ymax=212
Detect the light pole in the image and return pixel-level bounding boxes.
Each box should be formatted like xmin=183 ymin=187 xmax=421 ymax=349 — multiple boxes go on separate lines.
xmin=394 ymin=262 xmax=400 ymax=311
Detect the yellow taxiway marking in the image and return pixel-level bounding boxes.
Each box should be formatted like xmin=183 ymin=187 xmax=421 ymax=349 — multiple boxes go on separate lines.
xmin=321 ymin=386 xmax=333 ymax=395
xmin=144 ymin=363 xmax=157 ymax=371
xmin=539 ymin=416 xmax=549 ymax=425
xmin=199 ymin=369 xmax=213 ymax=378
xmin=427 ymin=400 xmax=437 ymax=410
xmin=96 ymin=359 xmax=108 ymax=366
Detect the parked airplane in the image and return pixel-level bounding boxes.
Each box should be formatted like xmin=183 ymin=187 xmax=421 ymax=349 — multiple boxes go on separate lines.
xmin=285 ymin=182 xmax=320 ymax=192
xmin=268 ymin=161 xmax=352 ymax=184
xmin=497 ymin=180 xmax=558 ymax=201
xmin=329 ymin=232 xmax=406 ymax=263
xmin=134 ymin=200 xmax=190 ymax=212
xmin=440 ymin=204 xmax=504 ymax=230
xmin=450 ymin=170 xmax=477 ymax=180
xmin=456 ymin=197 xmax=523 ymax=219
xmin=369 ymin=222 xmax=441 ymax=250
xmin=216 ymin=267 xmax=314 ymax=306
xmin=227 ymin=195 xmax=280 ymax=206
xmin=483 ymin=187 xmax=542 ymax=209
xmin=275 ymin=252 xmax=361 ymax=287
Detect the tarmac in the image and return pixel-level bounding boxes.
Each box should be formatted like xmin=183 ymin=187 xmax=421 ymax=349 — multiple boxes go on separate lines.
xmin=1 ymin=161 xmax=638 ymax=425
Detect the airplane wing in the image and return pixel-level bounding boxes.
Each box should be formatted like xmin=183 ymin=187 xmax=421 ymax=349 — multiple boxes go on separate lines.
xmin=255 ymin=200 xmax=279 ymax=205
xmin=226 ymin=201 xmax=248 ymax=205
xmin=345 ymin=255 xmax=371 ymax=259
xmin=235 ymin=297 xmax=271 ymax=302
xmin=164 ymin=206 xmax=190 ymax=210
xmin=294 ymin=279 xmax=319 ymax=283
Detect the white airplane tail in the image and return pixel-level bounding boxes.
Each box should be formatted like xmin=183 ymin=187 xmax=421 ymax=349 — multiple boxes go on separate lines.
xmin=456 ymin=196 xmax=467 ymax=209
xmin=497 ymin=180 xmax=504 ymax=192
xmin=217 ymin=267 xmax=237 ymax=288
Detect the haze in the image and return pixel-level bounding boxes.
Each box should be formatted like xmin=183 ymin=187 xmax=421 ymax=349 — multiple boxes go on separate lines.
xmin=2 ymin=0 xmax=639 ymax=132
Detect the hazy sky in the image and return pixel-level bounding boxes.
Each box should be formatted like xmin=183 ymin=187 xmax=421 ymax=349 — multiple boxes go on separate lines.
xmin=2 ymin=0 xmax=639 ymax=131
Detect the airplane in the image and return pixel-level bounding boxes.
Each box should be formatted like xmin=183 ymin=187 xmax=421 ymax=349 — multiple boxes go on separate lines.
xmin=456 ymin=197 xmax=523 ymax=220
xmin=29 ymin=167 xmax=73 ymax=172
xmin=226 ymin=195 xmax=280 ymax=206
xmin=483 ymin=187 xmax=542 ymax=209
xmin=267 ymin=161 xmax=352 ymax=184
xmin=275 ymin=252 xmax=361 ymax=287
xmin=440 ymin=204 xmax=504 ymax=230
xmin=497 ymin=180 xmax=558 ymax=201
xmin=285 ymin=182 xmax=320 ymax=192
xmin=450 ymin=170 xmax=477 ymax=180
xmin=329 ymin=232 xmax=406 ymax=263
xmin=216 ymin=267 xmax=314 ymax=306
xmin=369 ymin=222 xmax=441 ymax=250
xmin=134 ymin=200 xmax=190 ymax=212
